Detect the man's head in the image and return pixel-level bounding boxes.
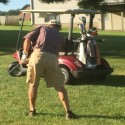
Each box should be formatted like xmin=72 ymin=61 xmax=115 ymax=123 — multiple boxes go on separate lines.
xmin=48 ymin=19 xmax=62 ymax=30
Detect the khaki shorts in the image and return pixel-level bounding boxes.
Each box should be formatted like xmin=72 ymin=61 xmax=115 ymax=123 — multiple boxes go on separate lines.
xmin=26 ymin=49 xmax=64 ymax=88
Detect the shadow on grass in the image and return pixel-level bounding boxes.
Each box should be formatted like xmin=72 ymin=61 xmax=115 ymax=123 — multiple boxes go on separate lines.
xmin=69 ymin=75 xmax=125 ymax=87
xmin=78 ymin=114 xmax=125 ymax=120
xmin=1 ymin=30 xmax=125 ymax=58
xmin=27 ymin=111 xmax=125 ymax=120
xmin=0 ymin=48 xmax=16 ymax=56
xmin=31 ymin=112 xmax=64 ymax=117
xmin=97 ymin=35 xmax=125 ymax=59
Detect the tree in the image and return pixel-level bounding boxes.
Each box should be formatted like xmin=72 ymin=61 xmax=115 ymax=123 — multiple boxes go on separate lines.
xmin=78 ymin=0 xmax=105 ymax=28
xmin=0 ymin=0 xmax=10 ymax=4
xmin=39 ymin=0 xmax=104 ymax=9
xmin=39 ymin=0 xmax=69 ymax=3
xmin=7 ymin=9 xmax=20 ymax=15
xmin=0 ymin=9 xmax=20 ymax=16
xmin=78 ymin=0 xmax=104 ymax=10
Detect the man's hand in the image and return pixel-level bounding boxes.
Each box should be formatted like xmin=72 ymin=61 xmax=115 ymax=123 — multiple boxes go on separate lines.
xmin=19 ymin=51 xmax=28 ymax=64
xmin=19 ymin=59 xmax=28 ymax=64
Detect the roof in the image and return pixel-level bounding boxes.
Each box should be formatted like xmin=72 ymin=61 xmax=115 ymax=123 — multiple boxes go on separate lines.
xmin=21 ymin=4 xmax=30 ymax=10
xmin=20 ymin=9 xmax=101 ymax=14
xmin=100 ymin=2 xmax=125 ymax=12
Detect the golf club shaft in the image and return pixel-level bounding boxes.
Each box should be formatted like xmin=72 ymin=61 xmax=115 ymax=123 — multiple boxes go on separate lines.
xmin=0 ymin=63 xmax=20 ymax=81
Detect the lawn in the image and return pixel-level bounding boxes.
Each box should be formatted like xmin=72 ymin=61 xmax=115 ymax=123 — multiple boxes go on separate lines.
xmin=0 ymin=25 xmax=125 ymax=125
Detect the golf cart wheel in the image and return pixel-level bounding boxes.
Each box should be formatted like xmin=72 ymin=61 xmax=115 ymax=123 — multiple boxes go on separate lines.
xmin=96 ymin=58 xmax=111 ymax=80
xmin=100 ymin=58 xmax=111 ymax=68
xmin=60 ymin=67 xmax=70 ymax=85
xmin=8 ymin=61 xmax=23 ymax=77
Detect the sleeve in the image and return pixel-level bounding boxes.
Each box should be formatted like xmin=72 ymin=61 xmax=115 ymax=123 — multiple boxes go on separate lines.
xmin=23 ymin=26 xmax=42 ymax=44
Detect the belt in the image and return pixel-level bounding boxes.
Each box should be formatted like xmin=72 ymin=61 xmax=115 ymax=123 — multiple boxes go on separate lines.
xmin=34 ymin=48 xmax=58 ymax=56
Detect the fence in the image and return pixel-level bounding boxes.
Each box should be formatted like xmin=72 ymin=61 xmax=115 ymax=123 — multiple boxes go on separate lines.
xmin=0 ymin=16 xmax=19 ymax=25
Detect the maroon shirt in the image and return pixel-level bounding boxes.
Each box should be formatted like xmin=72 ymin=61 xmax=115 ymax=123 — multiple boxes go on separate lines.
xmin=24 ymin=25 xmax=64 ymax=55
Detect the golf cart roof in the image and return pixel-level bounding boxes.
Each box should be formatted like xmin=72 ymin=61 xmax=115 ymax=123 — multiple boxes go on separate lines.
xmin=20 ymin=9 xmax=101 ymax=43
xmin=20 ymin=9 xmax=101 ymax=14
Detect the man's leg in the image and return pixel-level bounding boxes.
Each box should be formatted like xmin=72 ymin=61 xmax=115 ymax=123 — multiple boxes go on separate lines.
xmin=56 ymin=87 xmax=70 ymax=111
xmin=55 ymin=86 xmax=77 ymax=119
xmin=28 ymin=83 xmax=39 ymax=111
xmin=26 ymin=49 xmax=42 ymax=116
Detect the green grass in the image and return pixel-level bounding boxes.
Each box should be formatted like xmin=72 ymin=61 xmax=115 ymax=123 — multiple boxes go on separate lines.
xmin=0 ymin=25 xmax=125 ymax=125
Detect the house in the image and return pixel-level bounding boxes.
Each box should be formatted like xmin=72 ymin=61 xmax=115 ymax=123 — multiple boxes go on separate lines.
xmin=30 ymin=0 xmax=101 ymax=29
xmin=29 ymin=0 xmax=125 ymax=31
xmin=18 ymin=4 xmax=30 ymax=21
xmin=101 ymin=0 xmax=125 ymax=31
xmin=0 ymin=4 xmax=30 ymax=25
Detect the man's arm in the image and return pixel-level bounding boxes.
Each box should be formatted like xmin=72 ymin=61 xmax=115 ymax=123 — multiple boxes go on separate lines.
xmin=20 ymin=38 xmax=31 ymax=63
xmin=23 ymin=38 xmax=31 ymax=54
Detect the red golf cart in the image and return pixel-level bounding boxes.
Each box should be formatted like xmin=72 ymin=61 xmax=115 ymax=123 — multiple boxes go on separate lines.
xmin=8 ymin=9 xmax=113 ymax=84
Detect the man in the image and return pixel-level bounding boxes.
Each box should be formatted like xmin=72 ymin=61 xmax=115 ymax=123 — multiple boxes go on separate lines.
xmin=20 ymin=19 xmax=76 ymax=119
